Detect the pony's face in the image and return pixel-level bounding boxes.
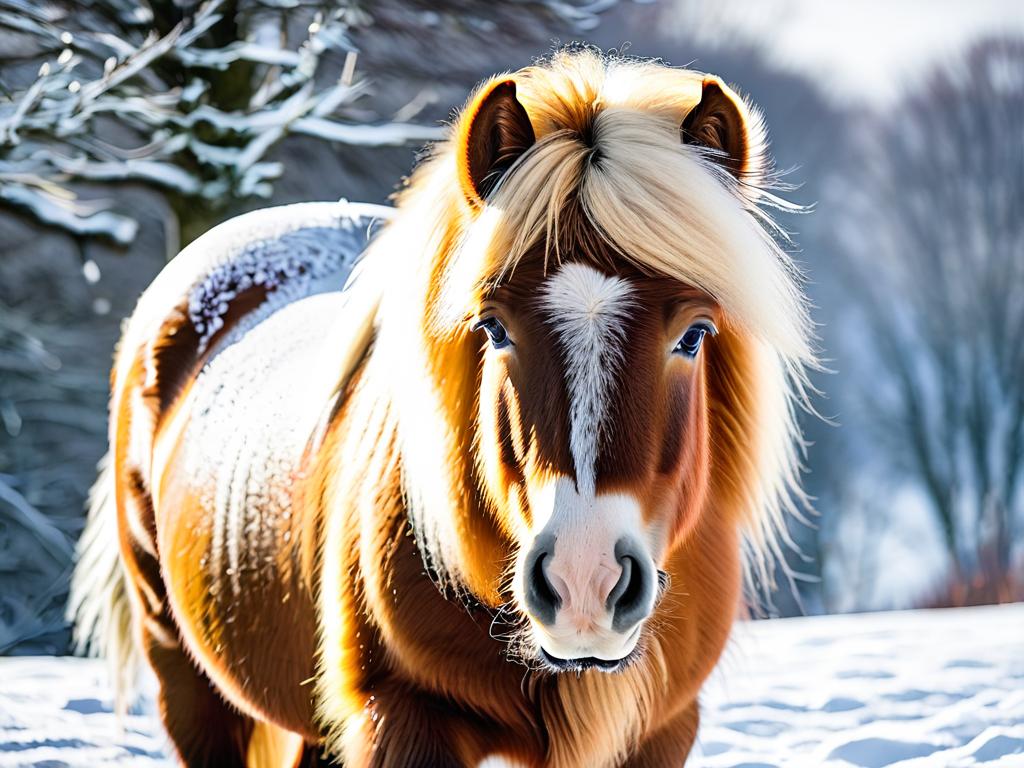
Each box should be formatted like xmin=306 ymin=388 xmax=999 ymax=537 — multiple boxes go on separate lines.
xmin=473 ymin=258 xmax=720 ymax=671
xmin=451 ymin=72 xmax=759 ymax=672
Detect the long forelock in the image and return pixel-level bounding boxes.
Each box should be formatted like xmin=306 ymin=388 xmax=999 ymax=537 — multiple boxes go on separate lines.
xmin=480 ymin=113 xmax=810 ymax=362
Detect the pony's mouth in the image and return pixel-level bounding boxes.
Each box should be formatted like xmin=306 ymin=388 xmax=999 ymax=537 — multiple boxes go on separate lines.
xmin=535 ymin=623 xmax=645 ymax=674
xmin=538 ymin=646 xmax=640 ymax=674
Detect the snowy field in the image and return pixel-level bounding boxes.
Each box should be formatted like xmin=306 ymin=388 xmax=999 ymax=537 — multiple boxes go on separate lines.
xmin=0 ymin=604 xmax=1020 ymax=767
xmin=695 ymin=604 xmax=1024 ymax=767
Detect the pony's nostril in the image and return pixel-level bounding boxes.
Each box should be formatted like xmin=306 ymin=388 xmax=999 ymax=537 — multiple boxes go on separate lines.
xmin=523 ymin=535 xmax=560 ymax=627
xmin=533 ymin=554 xmax=560 ymax=609
xmin=609 ymin=539 xmax=654 ymax=632
xmin=607 ymin=556 xmax=642 ymax=610
xmin=605 ymin=555 xmax=634 ymax=610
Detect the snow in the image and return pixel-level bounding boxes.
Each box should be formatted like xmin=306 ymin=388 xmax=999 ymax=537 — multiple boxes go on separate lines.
xmin=0 ymin=604 xmax=1021 ymax=767
xmin=186 ymin=220 xmax=366 ymax=351
xmin=695 ymin=604 xmax=1024 ymax=767
xmin=0 ymin=657 xmax=168 ymax=767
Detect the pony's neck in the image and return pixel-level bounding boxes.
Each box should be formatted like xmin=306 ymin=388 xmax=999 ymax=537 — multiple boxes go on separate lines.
xmin=354 ymin=165 xmax=511 ymax=605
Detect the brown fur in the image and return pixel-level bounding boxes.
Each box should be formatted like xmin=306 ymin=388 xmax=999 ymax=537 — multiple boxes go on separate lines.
xmin=92 ymin=49 xmax=812 ymax=767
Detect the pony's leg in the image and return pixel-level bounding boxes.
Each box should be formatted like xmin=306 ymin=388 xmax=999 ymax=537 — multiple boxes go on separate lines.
xmin=344 ymin=688 xmax=470 ymax=768
xmin=148 ymin=616 xmax=319 ymax=768
xmin=123 ymin=526 xmax=255 ymax=765
xmin=112 ymin=451 xmax=253 ymax=766
xmin=622 ymin=702 xmax=700 ymax=767
xmin=247 ymin=721 xmax=308 ymax=768
xmin=140 ymin=614 xmax=255 ymax=766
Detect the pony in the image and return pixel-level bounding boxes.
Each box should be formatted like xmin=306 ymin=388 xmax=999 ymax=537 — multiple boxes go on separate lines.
xmin=69 ymin=47 xmax=814 ymax=767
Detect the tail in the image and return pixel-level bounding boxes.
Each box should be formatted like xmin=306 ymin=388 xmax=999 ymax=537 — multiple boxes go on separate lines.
xmin=67 ymin=453 xmax=139 ymax=713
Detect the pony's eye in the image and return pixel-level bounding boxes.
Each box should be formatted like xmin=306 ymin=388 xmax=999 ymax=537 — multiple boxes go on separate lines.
xmin=472 ymin=316 xmax=512 ymax=350
xmin=673 ymin=321 xmax=716 ymax=358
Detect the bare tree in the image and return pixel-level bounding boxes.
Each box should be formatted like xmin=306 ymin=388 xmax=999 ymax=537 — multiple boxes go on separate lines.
xmin=832 ymin=39 xmax=1024 ymax=603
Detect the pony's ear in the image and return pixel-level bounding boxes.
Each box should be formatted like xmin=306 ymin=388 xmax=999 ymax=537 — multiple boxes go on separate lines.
xmin=680 ymin=77 xmax=748 ymax=177
xmin=457 ymin=79 xmax=536 ymax=207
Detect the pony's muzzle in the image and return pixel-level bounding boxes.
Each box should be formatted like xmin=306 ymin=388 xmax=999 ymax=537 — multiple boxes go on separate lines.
xmin=522 ymin=533 xmax=656 ymax=664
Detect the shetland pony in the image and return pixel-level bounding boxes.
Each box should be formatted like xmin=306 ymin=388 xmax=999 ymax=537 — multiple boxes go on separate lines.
xmin=69 ymin=48 xmax=814 ymax=767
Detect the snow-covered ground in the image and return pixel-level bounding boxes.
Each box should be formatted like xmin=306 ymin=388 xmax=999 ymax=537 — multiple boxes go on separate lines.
xmin=0 ymin=656 xmax=167 ymax=767
xmin=696 ymin=604 xmax=1024 ymax=767
xmin=0 ymin=604 xmax=1021 ymax=767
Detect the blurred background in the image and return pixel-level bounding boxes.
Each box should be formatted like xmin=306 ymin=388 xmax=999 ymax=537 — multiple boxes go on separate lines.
xmin=1 ymin=0 xmax=1021 ymax=654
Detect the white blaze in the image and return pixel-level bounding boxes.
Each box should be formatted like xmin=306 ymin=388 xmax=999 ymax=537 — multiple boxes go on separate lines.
xmin=540 ymin=263 xmax=633 ymax=495
xmin=477 ymin=758 xmax=528 ymax=768
xmin=523 ymin=476 xmax=649 ymax=660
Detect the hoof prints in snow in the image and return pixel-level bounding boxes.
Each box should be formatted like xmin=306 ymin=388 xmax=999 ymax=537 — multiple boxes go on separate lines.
xmin=0 ymin=605 xmax=1021 ymax=766
xmin=696 ymin=603 xmax=1024 ymax=767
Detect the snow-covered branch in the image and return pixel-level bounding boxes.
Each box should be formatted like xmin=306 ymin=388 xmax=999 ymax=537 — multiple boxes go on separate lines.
xmin=0 ymin=0 xmax=620 ymax=244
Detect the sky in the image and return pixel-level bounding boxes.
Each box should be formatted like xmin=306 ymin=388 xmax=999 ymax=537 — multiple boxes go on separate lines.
xmin=664 ymin=0 xmax=1024 ymax=107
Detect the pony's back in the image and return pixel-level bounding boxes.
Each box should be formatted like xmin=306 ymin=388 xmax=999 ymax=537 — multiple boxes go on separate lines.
xmin=68 ymin=201 xmax=391 ymax=719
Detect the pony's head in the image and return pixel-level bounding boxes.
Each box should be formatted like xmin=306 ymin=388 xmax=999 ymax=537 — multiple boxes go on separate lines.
xmin=372 ymin=48 xmax=814 ymax=673
xmin=474 ymin=253 xmax=724 ymax=670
